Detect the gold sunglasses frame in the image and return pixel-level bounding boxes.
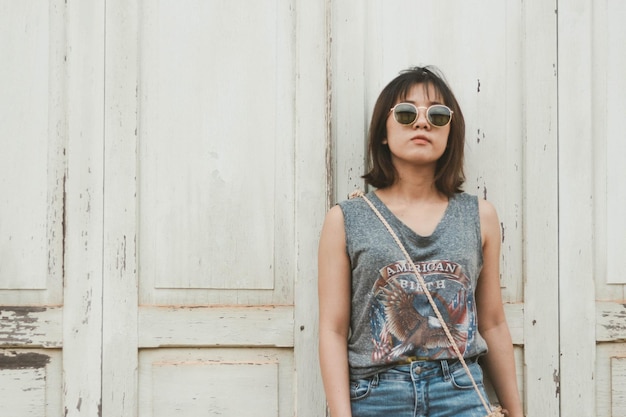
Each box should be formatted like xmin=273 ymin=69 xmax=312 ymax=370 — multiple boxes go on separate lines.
xmin=389 ymin=103 xmax=453 ymax=127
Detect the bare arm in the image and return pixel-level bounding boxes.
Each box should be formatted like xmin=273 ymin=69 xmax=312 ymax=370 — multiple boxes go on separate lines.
xmin=318 ymin=205 xmax=353 ymax=417
xmin=476 ymin=199 xmax=523 ymax=417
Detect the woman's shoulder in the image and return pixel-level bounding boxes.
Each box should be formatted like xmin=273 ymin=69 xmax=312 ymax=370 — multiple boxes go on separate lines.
xmin=452 ymin=192 xmax=498 ymax=220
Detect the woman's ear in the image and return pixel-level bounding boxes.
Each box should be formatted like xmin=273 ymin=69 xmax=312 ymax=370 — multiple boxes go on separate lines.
xmin=382 ymin=138 xmax=388 ymax=145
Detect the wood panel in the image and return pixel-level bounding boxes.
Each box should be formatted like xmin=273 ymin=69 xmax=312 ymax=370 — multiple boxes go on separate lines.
xmin=138 ymin=306 xmax=294 ymax=347
xmin=596 ymin=344 xmax=626 ymax=416
xmin=0 ymin=0 xmax=65 ymax=304
xmin=589 ymin=1 xmax=626 ymax=415
xmin=102 ymin=0 xmax=139 ymax=415
xmin=521 ymin=1 xmax=560 ymax=415
xmin=0 ymin=307 xmax=62 ymax=348
xmin=63 ymin=1 xmax=105 ymax=416
xmin=605 ymin=1 xmax=626 ymax=285
xmin=0 ymin=349 xmax=62 ymax=416
xmin=138 ymin=348 xmax=293 ymax=417
xmin=102 ymin=1 xmax=327 ymax=417
xmin=137 ymin=0 xmax=295 ymax=304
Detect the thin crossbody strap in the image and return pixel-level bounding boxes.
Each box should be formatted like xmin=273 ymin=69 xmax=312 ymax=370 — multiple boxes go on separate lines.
xmin=353 ymin=190 xmax=502 ymax=416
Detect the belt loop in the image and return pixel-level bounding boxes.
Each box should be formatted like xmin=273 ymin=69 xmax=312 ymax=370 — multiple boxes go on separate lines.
xmin=371 ymin=373 xmax=379 ymax=387
xmin=441 ymin=359 xmax=452 ymax=381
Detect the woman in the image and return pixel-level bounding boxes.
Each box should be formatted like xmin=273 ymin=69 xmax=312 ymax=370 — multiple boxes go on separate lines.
xmin=318 ymin=66 xmax=523 ymax=417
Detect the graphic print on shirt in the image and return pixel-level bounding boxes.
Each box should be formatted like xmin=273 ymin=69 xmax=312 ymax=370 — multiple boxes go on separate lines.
xmin=370 ymin=259 xmax=476 ymax=363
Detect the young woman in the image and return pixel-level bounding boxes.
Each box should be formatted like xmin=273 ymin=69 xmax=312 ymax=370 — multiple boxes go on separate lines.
xmin=318 ymin=66 xmax=523 ymax=417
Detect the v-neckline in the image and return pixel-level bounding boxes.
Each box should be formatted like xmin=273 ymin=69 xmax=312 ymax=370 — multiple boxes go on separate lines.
xmin=368 ymin=191 xmax=454 ymax=239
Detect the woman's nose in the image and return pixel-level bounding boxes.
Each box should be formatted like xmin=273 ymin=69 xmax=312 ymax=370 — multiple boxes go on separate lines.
xmin=412 ymin=108 xmax=429 ymax=128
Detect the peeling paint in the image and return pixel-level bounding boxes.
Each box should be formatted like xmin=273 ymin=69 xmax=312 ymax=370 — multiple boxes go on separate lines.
xmin=0 ymin=351 xmax=51 ymax=370
xmin=553 ymin=368 xmax=560 ymax=397
xmin=0 ymin=307 xmax=45 ymax=345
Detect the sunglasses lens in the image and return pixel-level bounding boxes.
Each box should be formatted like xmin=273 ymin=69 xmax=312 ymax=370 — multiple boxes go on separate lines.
xmin=427 ymin=106 xmax=452 ymax=127
xmin=393 ymin=104 xmax=417 ymax=125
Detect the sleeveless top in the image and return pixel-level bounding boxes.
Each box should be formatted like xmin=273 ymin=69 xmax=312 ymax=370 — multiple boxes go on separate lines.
xmin=338 ymin=191 xmax=489 ymax=378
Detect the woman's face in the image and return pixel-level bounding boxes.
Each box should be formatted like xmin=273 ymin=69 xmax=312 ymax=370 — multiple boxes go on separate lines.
xmin=384 ymin=83 xmax=450 ymax=171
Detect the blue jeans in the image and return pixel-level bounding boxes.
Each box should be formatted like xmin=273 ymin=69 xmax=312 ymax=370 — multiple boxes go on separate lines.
xmin=350 ymin=358 xmax=492 ymax=417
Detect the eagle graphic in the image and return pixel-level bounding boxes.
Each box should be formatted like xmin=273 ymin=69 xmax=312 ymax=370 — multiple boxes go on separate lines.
xmin=377 ymin=278 xmax=467 ymax=360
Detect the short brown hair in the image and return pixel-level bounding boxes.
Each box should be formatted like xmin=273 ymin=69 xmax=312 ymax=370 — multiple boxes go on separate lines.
xmin=362 ymin=66 xmax=465 ymax=196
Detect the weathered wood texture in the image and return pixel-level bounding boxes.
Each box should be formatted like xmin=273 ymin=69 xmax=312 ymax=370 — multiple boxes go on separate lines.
xmin=0 ymin=0 xmax=65 ymax=306
xmin=2 ymin=1 xmax=626 ymax=416
xmin=137 ymin=348 xmax=294 ymax=417
xmin=63 ymin=1 xmax=105 ymax=416
xmin=0 ymin=307 xmax=62 ymax=348
xmin=0 ymin=349 xmax=62 ymax=416
xmin=521 ymin=1 xmax=560 ymax=415
xmin=101 ymin=0 xmax=139 ymax=416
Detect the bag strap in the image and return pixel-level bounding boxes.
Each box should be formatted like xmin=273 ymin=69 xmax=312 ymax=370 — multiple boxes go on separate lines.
xmin=352 ymin=190 xmax=503 ymax=416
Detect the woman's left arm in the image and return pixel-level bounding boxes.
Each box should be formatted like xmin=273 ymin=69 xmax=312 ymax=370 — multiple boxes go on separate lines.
xmin=476 ymin=199 xmax=524 ymax=417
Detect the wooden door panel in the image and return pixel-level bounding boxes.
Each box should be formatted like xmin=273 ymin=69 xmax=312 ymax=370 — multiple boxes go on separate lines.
xmin=0 ymin=2 xmax=67 ymax=416
xmin=137 ymin=0 xmax=295 ymax=304
xmin=592 ymin=0 xmax=626 ymax=413
xmin=0 ymin=349 xmax=62 ymax=416
xmin=138 ymin=348 xmax=293 ymax=417
xmin=0 ymin=0 xmax=65 ymax=304
xmin=560 ymin=0 xmax=626 ymax=415
xmin=103 ymin=1 xmax=328 ymax=416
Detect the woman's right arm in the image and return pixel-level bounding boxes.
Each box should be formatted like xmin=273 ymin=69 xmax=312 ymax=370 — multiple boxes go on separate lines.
xmin=318 ymin=205 xmax=353 ymax=417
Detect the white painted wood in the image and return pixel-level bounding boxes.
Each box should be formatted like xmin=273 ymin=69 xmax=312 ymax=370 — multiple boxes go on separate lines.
xmin=591 ymin=0 xmax=626 ymax=301
xmin=330 ymin=1 xmax=367 ymax=202
xmin=138 ymin=306 xmax=294 ymax=347
xmin=604 ymin=0 xmax=626 ymax=285
xmin=590 ymin=2 xmax=626 ymax=413
xmin=138 ymin=348 xmax=294 ymax=417
xmin=293 ymin=1 xmax=329 ymax=416
xmin=611 ymin=357 xmax=626 ymax=415
xmin=105 ymin=1 xmax=321 ymax=416
xmin=0 ymin=0 xmax=65 ymax=304
xmin=137 ymin=0 xmax=294 ymax=292
xmin=0 ymin=1 xmax=49 ymax=290
xmin=0 ymin=349 xmax=63 ymax=416
xmin=136 ymin=0 xmax=295 ymax=307
xmin=0 ymin=307 xmax=62 ymax=348
xmin=558 ymin=1 xmax=597 ymax=416
xmin=596 ymin=344 xmax=626 ymax=417
xmin=101 ymin=0 xmax=139 ymax=416
xmin=596 ymin=302 xmax=626 ymax=342
xmin=63 ymin=1 xmax=105 ymax=416
xmin=521 ymin=1 xmax=561 ymax=416
xmin=153 ymin=362 xmax=278 ymax=416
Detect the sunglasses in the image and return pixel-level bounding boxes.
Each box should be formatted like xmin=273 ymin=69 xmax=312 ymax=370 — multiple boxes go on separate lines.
xmin=390 ymin=103 xmax=453 ymax=127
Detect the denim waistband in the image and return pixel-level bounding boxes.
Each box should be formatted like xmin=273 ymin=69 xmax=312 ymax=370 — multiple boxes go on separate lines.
xmin=375 ymin=356 xmax=479 ymax=382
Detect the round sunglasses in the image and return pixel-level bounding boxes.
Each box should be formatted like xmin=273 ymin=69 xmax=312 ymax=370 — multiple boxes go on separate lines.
xmin=390 ymin=103 xmax=453 ymax=127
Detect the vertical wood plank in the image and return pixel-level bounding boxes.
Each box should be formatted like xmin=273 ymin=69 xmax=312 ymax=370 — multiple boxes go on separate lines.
xmin=64 ymin=1 xmax=105 ymax=415
xmin=294 ymin=0 xmax=328 ymax=416
xmin=102 ymin=1 xmax=138 ymax=416
xmin=558 ymin=0 xmax=596 ymax=415
xmin=330 ymin=2 xmax=366 ymax=202
xmin=521 ymin=1 xmax=561 ymax=416
xmin=605 ymin=1 xmax=626 ymax=284
xmin=611 ymin=357 xmax=626 ymax=416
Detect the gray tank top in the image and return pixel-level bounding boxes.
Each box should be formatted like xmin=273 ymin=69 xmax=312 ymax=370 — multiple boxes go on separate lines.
xmin=339 ymin=191 xmax=489 ymax=378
